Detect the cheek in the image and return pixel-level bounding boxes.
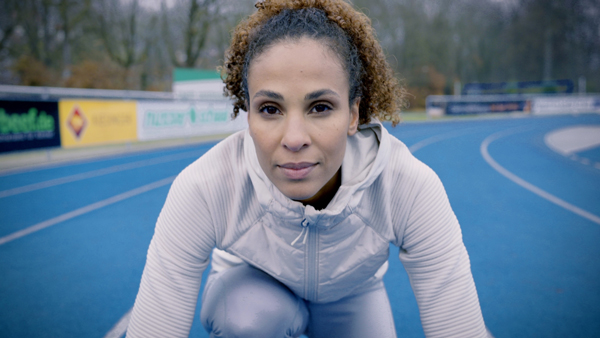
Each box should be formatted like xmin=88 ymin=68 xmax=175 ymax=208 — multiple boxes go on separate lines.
xmin=321 ymin=125 xmax=348 ymax=165
xmin=249 ymin=120 xmax=277 ymax=167
xmin=251 ymin=133 xmax=271 ymax=160
xmin=248 ymin=113 xmax=267 ymax=144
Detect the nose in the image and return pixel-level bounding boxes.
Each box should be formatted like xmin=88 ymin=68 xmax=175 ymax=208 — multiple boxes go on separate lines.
xmin=281 ymin=113 xmax=310 ymax=152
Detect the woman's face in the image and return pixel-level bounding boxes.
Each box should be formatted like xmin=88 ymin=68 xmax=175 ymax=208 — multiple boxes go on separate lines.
xmin=247 ymin=37 xmax=359 ymax=205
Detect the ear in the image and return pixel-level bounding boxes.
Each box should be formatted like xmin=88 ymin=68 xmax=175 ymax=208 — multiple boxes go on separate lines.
xmin=246 ymin=100 xmax=256 ymax=138
xmin=347 ymin=97 xmax=360 ymax=136
xmin=245 ymin=100 xmax=251 ymax=122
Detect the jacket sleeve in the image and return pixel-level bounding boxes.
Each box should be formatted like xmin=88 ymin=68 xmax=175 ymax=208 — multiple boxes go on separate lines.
xmin=126 ymin=170 xmax=216 ymax=337
xmin=397 ymin=166 xmax=489 ymax=337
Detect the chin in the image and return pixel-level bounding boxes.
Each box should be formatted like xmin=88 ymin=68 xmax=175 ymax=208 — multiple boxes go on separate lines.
xmin=279 ymin=184 xmax=318 ymax=202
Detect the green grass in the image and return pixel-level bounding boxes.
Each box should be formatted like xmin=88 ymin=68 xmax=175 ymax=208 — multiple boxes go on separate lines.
xmin=400 ymin=110 xmax=428 ymax=121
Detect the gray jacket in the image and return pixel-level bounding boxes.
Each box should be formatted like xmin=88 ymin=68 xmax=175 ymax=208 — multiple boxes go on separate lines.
xmin=127 ymin=122 xmax=488 ymax=337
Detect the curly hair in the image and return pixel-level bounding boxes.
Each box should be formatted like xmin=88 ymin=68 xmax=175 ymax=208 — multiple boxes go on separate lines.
xmin=222 ymin=0 xmax=405 ymax=126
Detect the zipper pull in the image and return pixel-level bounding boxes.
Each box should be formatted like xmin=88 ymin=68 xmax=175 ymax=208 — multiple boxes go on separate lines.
xmin=291 ymin=219 xmax=309 ymax=246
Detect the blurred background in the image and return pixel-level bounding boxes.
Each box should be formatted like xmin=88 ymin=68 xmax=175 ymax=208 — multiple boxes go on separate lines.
xmin=0 ymin=0 xmax=598 ymax=109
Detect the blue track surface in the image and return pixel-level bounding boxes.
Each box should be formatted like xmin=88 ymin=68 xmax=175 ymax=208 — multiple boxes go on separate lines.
xmin=1 ymin=114 xmax=599 ymax=337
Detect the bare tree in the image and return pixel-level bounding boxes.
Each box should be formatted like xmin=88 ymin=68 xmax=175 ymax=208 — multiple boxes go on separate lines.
xmin=56 ymin=0 xmax=90 ymax=78
xmin=1 ymin=0 xmax=597 ymax=93
xmin=0 ymin=0 xmax=20 ymax=58
xmin=95 ymin=0 xmax=152 ymax=88
xmin=15 ymin=0 xmax=57 ymax=66
xmin=162 ymin=0 xmax=219 ymax=68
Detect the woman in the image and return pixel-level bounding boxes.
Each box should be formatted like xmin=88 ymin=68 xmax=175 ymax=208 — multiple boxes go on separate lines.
xmin=127 ymin=0 xmax=490 ymax=337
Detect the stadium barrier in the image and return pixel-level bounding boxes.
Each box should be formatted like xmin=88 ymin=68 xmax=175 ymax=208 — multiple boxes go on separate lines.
xmin=59 ymin=100 xmax=138 ymax=148
xmin=0 ymin=100 xmax=61 ymax=153
xmin=531 ymin=96 xmax=600 ymax=115
xmin=137 ymin=100 xmax=247 ymax=141
xmin=426 ymin=94 xmax=600 ymax=118
xmin=0 ymin=84 xmax=174 ymax=101
xmin=0 ymin=86 xmax=248 ymax=153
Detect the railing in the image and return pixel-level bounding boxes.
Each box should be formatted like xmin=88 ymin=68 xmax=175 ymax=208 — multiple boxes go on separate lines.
xmin=0 ymin=84 xmax=175 ymax=101
xmin=426 ymin=93 xmax=600 ymax=117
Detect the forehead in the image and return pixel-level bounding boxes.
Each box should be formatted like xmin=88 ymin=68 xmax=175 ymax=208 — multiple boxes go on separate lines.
xmin=247 ymin=38 xmax=349 ymax=95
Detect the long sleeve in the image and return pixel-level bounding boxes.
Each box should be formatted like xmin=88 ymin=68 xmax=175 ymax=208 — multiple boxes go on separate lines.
xmin=126 ymin=169 xmax=216 ymax=338
xmin=397 ymin=165 xmax=489 ymax=337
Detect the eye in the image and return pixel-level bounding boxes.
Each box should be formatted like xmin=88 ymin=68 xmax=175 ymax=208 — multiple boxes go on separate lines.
xmin=259 ymin=105 xmax=280 ymax=115
xmin=310 ymin=104 xmax=332 ymax=114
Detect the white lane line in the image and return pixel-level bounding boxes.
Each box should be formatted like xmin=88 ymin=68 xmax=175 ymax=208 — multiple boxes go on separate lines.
xmin=544 ymin=125 xmax=600 ymax=155
xmin=0 ymin=176 xmax=175 ymax=246
xmin=104 ymin=307 xmax=133 ymax=338
xmin=481 ymin=128 xmax=600 ymax=225
xmin=0 ymin=151 xmax=199 ymax=198
xmin=543 ymin=125 xmax=600 ymax=171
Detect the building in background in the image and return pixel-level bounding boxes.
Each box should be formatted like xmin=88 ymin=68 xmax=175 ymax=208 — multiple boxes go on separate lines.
xmin=172 ymin=68 xmax=225 ymax=100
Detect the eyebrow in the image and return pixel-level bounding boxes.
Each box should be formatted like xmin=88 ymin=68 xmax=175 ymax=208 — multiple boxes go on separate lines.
xmin=305 ymin=89 xmax=339 ymax=101
xmin=253 ymin=90 xmax=283 ymax=100
xmin=252 ymin=89 xmax=340 ymax=101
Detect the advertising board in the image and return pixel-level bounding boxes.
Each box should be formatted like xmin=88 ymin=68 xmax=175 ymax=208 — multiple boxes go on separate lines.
xmin=0 ymin=100 xmax=61 ymax=153
xmin=445 ymin=100 xmax=531 ymax=115
xmin=59 ymin=100 xmax=137 ymax=148
xmin=172 ymin=68 xmax=224 ymax=100
xmin=462 ymin=80 xmax=574 ymax=95
xmin=137 ymin=100 xmax=247 ymax=141
xmin=532 ymin=96 xmax=600 ymax=115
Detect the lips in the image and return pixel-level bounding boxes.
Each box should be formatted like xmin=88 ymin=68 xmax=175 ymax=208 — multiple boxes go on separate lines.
xmin=278 ymin=162 xmax=316 ymax=180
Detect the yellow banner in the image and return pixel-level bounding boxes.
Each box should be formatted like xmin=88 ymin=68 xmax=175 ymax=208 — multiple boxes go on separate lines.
xmin=59 ymin=100 xmax=137 ymax=148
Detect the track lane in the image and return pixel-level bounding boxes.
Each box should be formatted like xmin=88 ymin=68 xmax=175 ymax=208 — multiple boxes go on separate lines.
xmin=482 ymin=128 xmax=600 ymax=225
xmin=0 ymin=145 xmax=213 ymax=237
xmin=0 ymin=142 xmax=217 ymax=189
xmin=0 ymin=184 xmax=172 ymax=337
xmin=403 ymin=114 xmax=600 ymax=337
xmin=486 ymin=123 xmax=600 ymax=216
xmin=0 ymin=150 xmax=206 ymax=198
xmin=1 ymin=114 xmax=599 ymax=337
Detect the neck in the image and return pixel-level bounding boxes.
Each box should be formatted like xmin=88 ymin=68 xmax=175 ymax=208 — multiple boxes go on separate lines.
xmin=298 ymin=168 xmax=341 ymax=210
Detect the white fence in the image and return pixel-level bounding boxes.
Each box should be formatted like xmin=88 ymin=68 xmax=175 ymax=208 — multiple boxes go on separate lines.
xmin=137 ymin=100 xmax=247 ymax=141
xmin=426 ymin=94 xmax=600 ymax=117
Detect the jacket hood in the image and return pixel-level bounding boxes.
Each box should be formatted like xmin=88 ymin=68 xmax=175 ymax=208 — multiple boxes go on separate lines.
xmin=244 ymin=120 xmax=391 ymax=228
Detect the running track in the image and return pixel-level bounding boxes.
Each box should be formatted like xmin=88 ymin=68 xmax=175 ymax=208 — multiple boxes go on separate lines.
xmin=1 ymin=113 xmax=599 ymax=337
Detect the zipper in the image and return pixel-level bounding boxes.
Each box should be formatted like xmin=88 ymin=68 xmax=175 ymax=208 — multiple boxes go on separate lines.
xmin=305 ymin=224 xmax=319 ymax=301
xmin=295 ymin=218 xmax=319 ymax=301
